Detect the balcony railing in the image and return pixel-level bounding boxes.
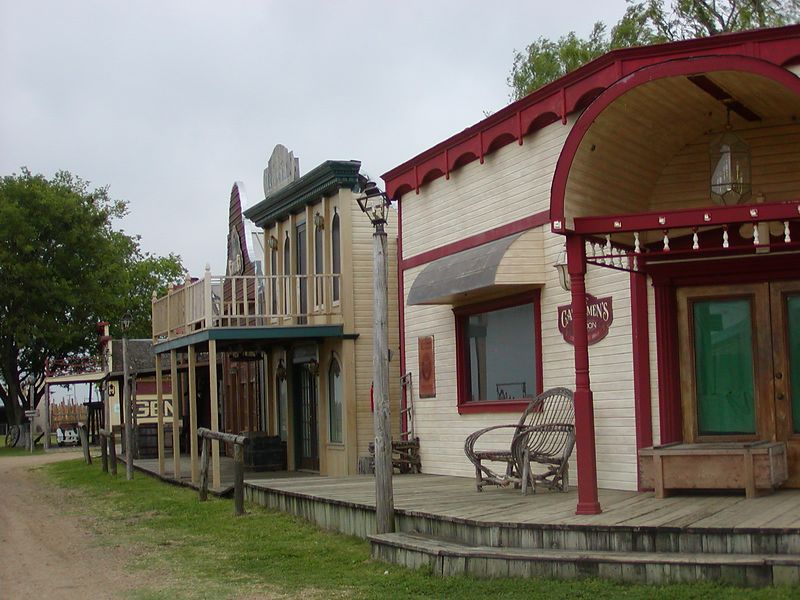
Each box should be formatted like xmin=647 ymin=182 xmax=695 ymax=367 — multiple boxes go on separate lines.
xmin=152 ymin=269 xmax=342 ymax=342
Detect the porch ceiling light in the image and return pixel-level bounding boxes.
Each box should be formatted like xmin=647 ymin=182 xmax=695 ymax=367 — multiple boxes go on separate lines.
xmin=554 ymin=244 xmax=570 ymax=291
xmin=709 ymin=110 xmax=751 ymax=206
xmin=354 ymin=179 xmax=390 ymax=228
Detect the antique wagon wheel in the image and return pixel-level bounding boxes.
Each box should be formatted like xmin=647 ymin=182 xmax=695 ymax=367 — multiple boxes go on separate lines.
xmin=4 ymin=424 xmax=21 ymax=448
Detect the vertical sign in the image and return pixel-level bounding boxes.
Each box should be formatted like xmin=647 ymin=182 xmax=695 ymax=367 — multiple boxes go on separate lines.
xmin=418 ymin=336 xmax=436 ymax=398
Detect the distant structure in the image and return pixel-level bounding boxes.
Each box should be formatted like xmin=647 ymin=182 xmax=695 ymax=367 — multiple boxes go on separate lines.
xmin=263 ymin=144 xmax=300 ymax=197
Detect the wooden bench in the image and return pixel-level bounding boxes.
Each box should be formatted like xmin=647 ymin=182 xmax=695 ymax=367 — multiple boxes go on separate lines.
xmin=639 ymin=441 xmax=788 ymax=499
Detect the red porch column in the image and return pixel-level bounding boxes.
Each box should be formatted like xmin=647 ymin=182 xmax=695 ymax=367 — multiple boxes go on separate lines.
xmin=566 ymin=234 xmax=602 ymax=515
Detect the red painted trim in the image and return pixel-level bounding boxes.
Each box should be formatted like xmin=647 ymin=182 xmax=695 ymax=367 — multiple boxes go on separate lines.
xmin=551 ymin=55 xmax=800 ymax=227
xmin=453 ymin=291 xmax=542 ymax=415
xmin=400 ymin=210 xmax=550 ymax=271
xmin=630 ymin=271 xmax=652 ymax=491
xmin=382 ymin=25 xmax=800 ymax=200
xmin=567 ymin=234 xmax=601 ymax=515
xmin=397 ymin=199 xmax=408 ymax=440
xmin=573 ymin=199 xmax=800 ymax=235
xmin=653 ymin=283 xmax=682 ymax=444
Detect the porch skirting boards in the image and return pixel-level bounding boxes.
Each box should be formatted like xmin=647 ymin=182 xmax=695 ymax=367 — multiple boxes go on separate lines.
xmin=245 ymin=474 xmax=800 ymax=587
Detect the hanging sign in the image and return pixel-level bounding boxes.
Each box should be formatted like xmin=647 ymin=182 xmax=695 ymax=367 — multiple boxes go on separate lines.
xmin=558 ymin=294 xmax=613 ymax=346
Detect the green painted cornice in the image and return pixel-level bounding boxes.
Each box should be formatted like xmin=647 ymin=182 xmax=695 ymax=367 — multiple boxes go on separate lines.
xmin=244 ymin=160 xmax=362 ymax=228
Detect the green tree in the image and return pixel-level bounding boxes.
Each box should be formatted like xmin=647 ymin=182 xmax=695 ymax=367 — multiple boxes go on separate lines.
xmin=0 ymin=169 xmax=185 ymax=424
xmin=508 ymin=0 xmax=799 ymax=100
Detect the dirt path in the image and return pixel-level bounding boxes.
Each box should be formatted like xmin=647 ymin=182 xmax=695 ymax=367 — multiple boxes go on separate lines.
xmin=0 ymin=451 xmax=138 ymax=599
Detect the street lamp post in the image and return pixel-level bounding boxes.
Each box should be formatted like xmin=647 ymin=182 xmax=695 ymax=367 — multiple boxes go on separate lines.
xmin=355 ymin=178 xmax=395 ymax=534
xmin=122 ymin=311 xmax=133 ymax=481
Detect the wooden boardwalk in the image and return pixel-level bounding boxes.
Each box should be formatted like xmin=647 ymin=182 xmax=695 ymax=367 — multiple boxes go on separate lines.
xmin=133 ymin=455 xmax=313 ymax=495
xmin=246 ymin=472 xmax=800 ymax=531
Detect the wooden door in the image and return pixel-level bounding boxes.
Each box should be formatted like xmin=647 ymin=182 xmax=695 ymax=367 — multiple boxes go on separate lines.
xmin=293 ymin=363 xmax=319 ymax=471
xmin=770 ymin=280 xmax=800 ymax=487
xmin=677 ymin=281 xmax=800 ymax=487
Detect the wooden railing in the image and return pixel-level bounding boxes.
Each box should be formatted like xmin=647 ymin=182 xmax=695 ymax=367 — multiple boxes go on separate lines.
xmin=152 ymin=267 xmax=343 ymax=342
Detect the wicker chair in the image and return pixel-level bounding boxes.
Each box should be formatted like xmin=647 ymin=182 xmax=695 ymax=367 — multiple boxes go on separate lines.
xmin=463 ymin=387 xmax=575 ymax=494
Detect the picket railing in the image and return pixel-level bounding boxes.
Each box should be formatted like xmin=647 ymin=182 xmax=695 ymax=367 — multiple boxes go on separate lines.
xmin=152 ymin=267 xmax=342 ymax=342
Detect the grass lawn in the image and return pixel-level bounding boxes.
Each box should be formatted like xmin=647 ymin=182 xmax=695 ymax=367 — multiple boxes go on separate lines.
xmin=41 ymin=458 xmax=798 ymax=600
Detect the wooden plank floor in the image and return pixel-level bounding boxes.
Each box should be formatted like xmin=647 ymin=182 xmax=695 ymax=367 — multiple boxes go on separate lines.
xmin=133 ymin=455 xmax=314 ymax=494
xmin=247 ymin=473 xmax=800 ymax=531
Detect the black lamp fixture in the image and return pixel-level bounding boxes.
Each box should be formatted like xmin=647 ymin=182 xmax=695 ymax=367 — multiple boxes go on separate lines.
xmin=276 ymin=358 xmax=287 ymax=382
xmin=554 ymin=244 xmax=570 ymax=291
xmin=121 ymin=311 xmax=132 ymax=333
xmin=354 ymin=177 xmax=391 ymax=228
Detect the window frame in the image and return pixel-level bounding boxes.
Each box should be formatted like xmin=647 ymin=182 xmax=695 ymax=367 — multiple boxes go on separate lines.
xmin=453 ymin=290 xmax=543 ymax=415
xmin=328 ymin=355 xmax=343 ymax=444
xmin=314 ymin=220 xmax=325 ymax=309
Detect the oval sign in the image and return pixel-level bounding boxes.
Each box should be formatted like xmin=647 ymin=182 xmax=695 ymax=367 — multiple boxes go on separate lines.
xmin=558 ymin=294 xmax=613 ymax=346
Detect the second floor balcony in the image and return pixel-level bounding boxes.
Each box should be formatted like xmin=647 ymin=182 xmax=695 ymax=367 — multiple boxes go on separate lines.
xmin=151 ymin=268 xmax=343 ymax=344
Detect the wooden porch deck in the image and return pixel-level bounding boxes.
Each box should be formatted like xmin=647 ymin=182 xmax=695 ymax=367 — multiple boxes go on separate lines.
xmin=245 ymin=474 xmax=800 ymax=585
xmin=132 ymin=455 xmax=314 ymax=496
xmin=246 ymin=473 xmax=800 ymax=531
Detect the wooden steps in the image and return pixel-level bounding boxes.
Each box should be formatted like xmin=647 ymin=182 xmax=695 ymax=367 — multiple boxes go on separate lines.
xmin=244 ymin=475 xmax=800 ymax=586
xmin=370 ymin=532 xmax=800 ymax=586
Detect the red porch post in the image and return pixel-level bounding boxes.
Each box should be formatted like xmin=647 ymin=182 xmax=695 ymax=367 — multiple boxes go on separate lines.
xmin=566 ymin=234 xmax=602 ymax=515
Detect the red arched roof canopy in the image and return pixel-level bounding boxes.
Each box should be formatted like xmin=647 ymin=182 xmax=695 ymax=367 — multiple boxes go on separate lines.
xmin=549 ymin=54 xmax=800 ymax=231
xmin=381 ymin=24 xmax=800 ymax=201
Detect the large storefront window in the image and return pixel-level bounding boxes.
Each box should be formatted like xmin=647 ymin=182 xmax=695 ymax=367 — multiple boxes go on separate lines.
xmin=455 ymin=293 xmax=541 ymax=413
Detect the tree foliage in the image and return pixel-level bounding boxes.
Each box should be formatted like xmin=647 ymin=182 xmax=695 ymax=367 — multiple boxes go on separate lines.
xmin=0 ymin=169 xmax=185 ymax=423
xmin=508 ymin=0 xmax=800 ymax=100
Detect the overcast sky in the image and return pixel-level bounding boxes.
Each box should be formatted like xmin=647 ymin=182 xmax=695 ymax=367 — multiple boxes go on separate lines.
xmin=1 ymin=0 xmax=627 ymax=275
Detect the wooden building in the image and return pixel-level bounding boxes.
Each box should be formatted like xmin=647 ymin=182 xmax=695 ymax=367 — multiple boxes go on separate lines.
xmin=151 ymin=146 xmax=400 ymax=487
xmin=381 ymin=26 xmax=800 ymax=514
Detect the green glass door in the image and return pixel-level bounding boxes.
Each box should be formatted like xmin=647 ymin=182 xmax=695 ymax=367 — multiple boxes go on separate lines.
xmin=692 ymin=298 xmax=756 ymax=435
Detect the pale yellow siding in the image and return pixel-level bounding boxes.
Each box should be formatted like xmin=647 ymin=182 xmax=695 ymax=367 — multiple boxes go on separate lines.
xmin=402 ymin=117 xmax=572 ymax=260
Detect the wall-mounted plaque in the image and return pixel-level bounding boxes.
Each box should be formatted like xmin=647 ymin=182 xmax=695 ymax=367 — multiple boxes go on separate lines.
xmin=418 ymin=336 xmax=436 ymax=398
xmin=558 ymin=294 xmax=613 ymax=346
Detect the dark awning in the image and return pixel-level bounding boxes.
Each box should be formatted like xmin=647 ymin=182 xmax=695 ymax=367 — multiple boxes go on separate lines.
xmin=407 ymin=231 xmax=545 ymax=306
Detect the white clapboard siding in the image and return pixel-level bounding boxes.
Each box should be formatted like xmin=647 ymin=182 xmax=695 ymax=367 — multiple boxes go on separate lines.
xmin=402 ymin=118 xmax=573 ymax=259
xmin=495 ymin=228 xmax=546 ymax=285
xmin=403 ymin=222 xmax=639 ymax=490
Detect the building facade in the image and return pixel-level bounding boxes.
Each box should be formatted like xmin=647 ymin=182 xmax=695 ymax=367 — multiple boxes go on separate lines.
xmin=382 ymin=26 xmax=800 ymax=513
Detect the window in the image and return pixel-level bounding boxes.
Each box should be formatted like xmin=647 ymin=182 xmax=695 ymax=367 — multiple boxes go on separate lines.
xmin=270 ymin=246 xmax=278 ymax=316
xmin=276 ymin=370 xmax=288 ymax=442
xmin=331 ymin=211 xmax=341 ymax=303
xmin=454 ymin=292 xmax=542 ymax=414
xmin=315 ymin=221 xmax=324 ymax=307
xmin=283 ymin=235 xmax=291 ymax=316
xmin=328 ymin=356 xmax=343 ymax=443
xmin=296 ymin=222 xmax=307 ymax=322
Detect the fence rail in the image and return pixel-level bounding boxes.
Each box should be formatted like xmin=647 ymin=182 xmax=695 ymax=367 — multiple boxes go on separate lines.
xmin=152 ymin=270 xmax=343 ymax=342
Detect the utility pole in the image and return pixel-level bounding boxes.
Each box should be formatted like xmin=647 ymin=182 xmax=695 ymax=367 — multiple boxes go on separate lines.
xmin=356 ymin=178 xmax=395 ymax=534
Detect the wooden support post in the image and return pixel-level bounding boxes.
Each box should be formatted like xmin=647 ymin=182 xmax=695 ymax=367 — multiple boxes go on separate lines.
xmin=170 ymin=349 xmax=181 ymax=481
xmin=234 ymin=442 xmax=245 ymax=516
xmin=156 ymin=354 xmax=165 ymax=476
xmin=109 ymin=429 xmax=118 ymax=476
xmin=372 ymin=224 xmax=395 ymax=533
xmin=197 ymin=428 xmax=248 ymax=514
xmin=209 ymin=340 xmax=221 ymax=490
xmin=122 ymin=333 xmax=133 ymax=480
xmin=100 ymin=432 xmax=109 ymax=473
xmin=567 ymin=234 xmax=601 ymax=515
xmin=188 ymin=345 xmax=199 ymax=484
xmin=199 ymin=436 xmax=210 ymax=501
xmin=43 ymin=383 xmax=51 ymax=450
xmin=78 ymin=423 xmax=92 ymax=465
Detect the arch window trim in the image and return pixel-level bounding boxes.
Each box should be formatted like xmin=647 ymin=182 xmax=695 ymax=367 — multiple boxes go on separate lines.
xmin=314 ymin=218 xmax=325 ymax=310
xmin=282 ymin=232 xmax=291 ymax=319
xmin=331 ymin=209 xmax=341 ymax=305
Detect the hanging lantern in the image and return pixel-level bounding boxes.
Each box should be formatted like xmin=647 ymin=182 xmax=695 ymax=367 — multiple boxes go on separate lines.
xmin=709 ymin=111 xmax=751 ymax=206
xmin=553 ymin=244 xmax=570 ymax=291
